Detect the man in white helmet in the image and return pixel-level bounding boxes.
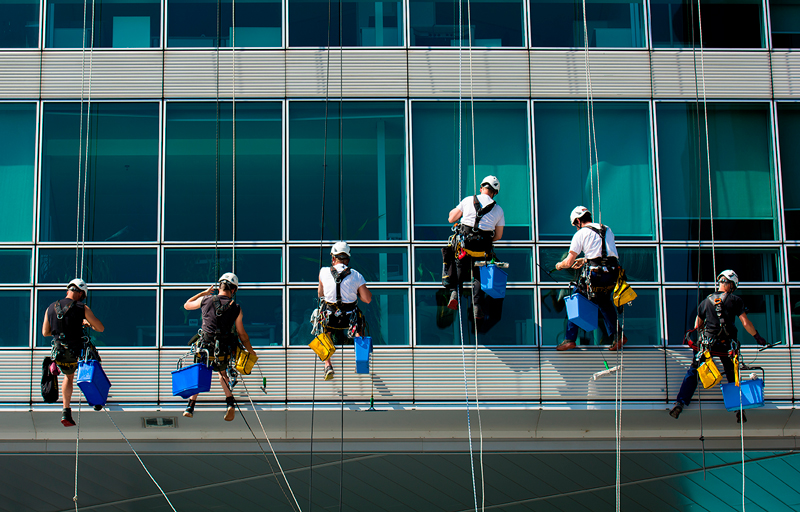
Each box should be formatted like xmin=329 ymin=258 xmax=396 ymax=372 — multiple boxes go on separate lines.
xmin=317 ymin=242 xmax=372 ymax=380
xmin=42 ymin=278 xmax=105 ymax=426
xmin=182 ymin=272 xmax=256 ymax=421
xmin=443 ymin=175 xmax=505 ymax=319
xmin=669 ymin=270 xmax=767 ymax=423
xmin=555 ymin=206 xmax=625 ymax=351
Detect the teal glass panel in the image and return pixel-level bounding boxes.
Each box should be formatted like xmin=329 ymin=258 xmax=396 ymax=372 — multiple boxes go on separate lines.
xmin=664 ymin=247 xmax=780 ymax=283
xmin=45 ymin=0 xmax=160 ymax=48
xmin=535 ymin=102 xmax=654 ymax=240
xmin=657 ymin=103 xmax=776 ymax=241
xmin=414 ymin=246 xmax=532 ymax=283
xmin=0 ymin=291 xmax=30 ymax=347
xmin=790 ymin=289 xmax=800 ymax=345
xmin=0 ymin=104 xmax=36 ymax=242
xmin=168 ymin=0 xmax=281 ymax=47
xmin=163 ymin=248 xmax=282 ymax=283
xmin=0 ymin=0 xmax=39 ymax=47
xmin=530 ymin=0 xmax=645 ymax=47
xmin=165 ymin=102 xmax=282 ymax=242
xmin=289 ymin=0 xmax=403 ymax=46
xmin=666 ymin=288 xmax=785 ymax=346
xmin=0 ymin=250 xmax=32 ymax=284
xmin=289 ymin=102 xmax=407 ymax=241
xmin=38 ymin=248 xmax=156 ymax=284
xmin=289 ymin=246 xmax=407 ymax=282
xmin=541 ymin=287 xmax=660 ymax=346
xmin=289 ymin=288 xmax=319 ymax=345
xmin=538 ymin=246 xmax=656 ymax=283
xmin=777 ymin=104 xmax=800 ymax=239
xmin=162 ymin=289 xmax=282 ymax=347
xmin=412 ymin=101 xmax=531 ymax=241
xmin=415 ymin=287 xmax=535 ymax=345
xmin=787 ymin=248 xmax=800 ymax=281
xmin=40 ymin=102 xmax=159 ymax=242
xmin=771 ymin=0 xmax=800 ymax=47
xmin=36 ymin=289 xmax=157 ymax=347
xmin=651 ymin=0 xmax=764 ymax=48
xmin=409 ymin=0 xmax=524 ymax=46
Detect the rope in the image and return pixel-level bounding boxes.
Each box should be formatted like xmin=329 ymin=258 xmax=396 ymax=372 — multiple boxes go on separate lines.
xmin=231 ymin=0 xmax=236 ymax=273
xmin=214 ymin=0 xmax=221 ymax=277
xmin=614 ymin=309 xmax=624 ymax=511
xmin=580 ymin=0 xmax=600 ymax=220
xmin=457 ymin=293 xmax=479 ymax=512
xmin=73 ymin=397 xmax=82 ymax=511
xmin=104 ymin=409 xmax=177 ymax=512
xmin=740 ymin=386 xmax=746 ymax=511
xmin=79 ymin=0 xmax=96 ymax=277
xmin=339 ymin=351 xmax=345 ymax=512
xmin=696 ymin=0 xmax=716 ymax=279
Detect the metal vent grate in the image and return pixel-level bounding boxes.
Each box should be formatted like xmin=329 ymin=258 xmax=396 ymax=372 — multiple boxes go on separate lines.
xmin=142 ymin=417 xmax=177 ymax=429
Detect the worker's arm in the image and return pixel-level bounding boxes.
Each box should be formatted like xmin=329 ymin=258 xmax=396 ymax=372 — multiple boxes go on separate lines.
xmin=448 ymin=207 xmax=463 ymax=224
xmin=235 ymin=311 xmax=255 ymax=353
xmin=83 ymin=306 xmax=105 ymax=332
xmin=318 ymin=278 xmax=324 ymax=298
xmin=493 ymin=226 xmax=504 ymax=241
xmin=555 ymin=251 xmax=584 ymax=271
xmin=185 ymin=285 xmax=214 ymax=310
xmin=42 ymin=312 xmax=51 ymax=337
xmin=358 ymin=284 xmax=372 ymax=304
xmin=694 ymin=316 xmax=704 ymax=330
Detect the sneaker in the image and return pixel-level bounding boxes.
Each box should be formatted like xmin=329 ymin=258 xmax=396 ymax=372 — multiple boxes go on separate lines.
xmin=93 ymin=404 xmax=103 ymax=411
xmin=447 ymin=290 xmax=459 ymax=310
xmin=736 ymin=410 xmax=747 ymax=424
xmin=609 ymin=335 xmax=628 ymax=351
xmin=324 ymin=366 xmax=335 ymax=381
xmin=669 ymin=402 xmax=683 ymax=419
xmin=61 ymin=408 xmax=76 ymax=427
xmin=557 ymin=340 xmax=576 ymax=351
xmin=183 ymin=399 xmax=196 ymax=418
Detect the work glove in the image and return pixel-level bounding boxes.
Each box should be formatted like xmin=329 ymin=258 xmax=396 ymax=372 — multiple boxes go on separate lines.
xmin=310 ymin=308 xmax=319 ymax=325
xmin=753 ymin=332 xmax=767 ymax=346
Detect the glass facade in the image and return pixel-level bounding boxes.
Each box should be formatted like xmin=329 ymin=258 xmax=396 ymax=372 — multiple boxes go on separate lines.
xmin=168 ymin=0 xmax=281 ymax=47
xmin=45 ymin=0 xmax=160 ymax=48
xmin=530 ymin=0 xmax=645 ymax=47
xmin=290 ymin=0 xmax=403 ymax=46
xmin=651 ymin=0 xmax=765 ymax=48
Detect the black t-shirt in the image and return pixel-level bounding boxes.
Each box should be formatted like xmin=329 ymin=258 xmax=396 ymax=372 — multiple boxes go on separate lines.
xmin=697 ymin=292 xmax=745 ymax=340
xmin=46 ymin=298 xmax=86 ymax=342
xmin=201 ymin=294 xmax=241 ymax=336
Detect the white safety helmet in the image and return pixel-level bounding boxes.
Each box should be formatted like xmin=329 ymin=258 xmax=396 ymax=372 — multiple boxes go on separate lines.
xmin=717 ymin=269 xmax=739 ymax=290
xmin=331 ymin=241 xmax=351 ymax=258
xmin=570 ymin=206 xmax=591 ymax=226
xmin=480 ymin=175 xmax=500 ymax=194
xmin=218 ymin=272 xmax=239 ymax=288
xmin=67 ymin=278 xmax=88 ymax=295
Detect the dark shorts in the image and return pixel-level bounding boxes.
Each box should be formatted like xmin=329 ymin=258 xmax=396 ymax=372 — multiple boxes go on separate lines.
xmin=193 ymin=335 xmax=238 ymax=372
xmin=52 ymin=339 xmax=81 ymax=375
xmin=323 ymin=305 xmax=365 ymax=344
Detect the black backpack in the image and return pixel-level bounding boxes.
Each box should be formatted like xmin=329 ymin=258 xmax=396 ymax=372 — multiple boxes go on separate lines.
xmin=41 ymin=357 xmax=59 ymax=403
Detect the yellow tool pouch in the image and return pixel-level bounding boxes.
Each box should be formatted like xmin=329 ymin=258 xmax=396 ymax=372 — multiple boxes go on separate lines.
xmin=464 ymin=248 xmax=486 ymax=258
xmin=309 ymin=333 xmax=336 ymax=361
xmin=235 ymin=348 xmax=258 ymax=375
xmin=698 ymin=351 xmax=723 ymax=389
xmin=613 ymin=269 xmax=637 ymax=307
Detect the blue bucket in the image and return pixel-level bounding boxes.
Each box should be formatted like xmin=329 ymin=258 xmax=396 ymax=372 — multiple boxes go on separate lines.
xmin=721 ymin=379 xmax=765 ymax=411
xmin=76 ymin=360 xmax=111 ymax=407
xmin=564 ymin=292 xmax=599 ymax=332
xmin=354 ymin=336 xmax=373 ymax=374
xmin=172 ymin=362 xmax=212 ymax=399
xmin=480 ymin=265 xmax=507 ymax=299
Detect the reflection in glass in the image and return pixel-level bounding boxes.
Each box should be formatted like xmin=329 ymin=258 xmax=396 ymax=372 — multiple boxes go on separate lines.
xmin=789 ymin=289 xmax=800 ymax=345
xmin=663 ymin=248 xmax=780 ymax=283
xmin=535 ymin=102 xmax=654 ymax=240
xmin=0 ymin=291 xmax=30 ymax=347
xmin=538 ymin=246 xmax=657 ymax=283
xmin=0 ymin=104 xmax=36 ymax=242
xmin=771 ymin=0 xmax=800 ymax=47
xmin=0 ymin=250 xmax=32 ymax=284
xmin=651 ymin=0 xmax=764 ymax=48
xmin=412 ymin=101 xmax=531 ymax=241
xmin=163 ymin=248 xmax=282 ymax=283
xmin=45 ymin=0 xmax=160 ymax=48
xmin=777 ymin=104 xmax=800 ymax=239
xmin=0 ymin=0 xmax=39 ymax=48
xmin=289 ymin=246 xmax=407 ymax=282
xmin=289 ymin=0 xmax=402 ymax=46
xmin=289 ymin=102 xmax=407 ymax=241
xmin=168 ymin=0 xmax=281 ymax=47
xmin=530 ymin=0 xmax=645 ymax=47
xmin=40 ymin=102 xmax=159 ymax=242
xmin=165 ymin=102 xmax=282 ymax=242
xmin=415 ymin=247 xmax=532 ymax=283
xmin=409 ymin=0 xmax=524 ymax=46
xmin=38 ymin=248 xmax=157 ymax=284
xmin=657 ymin=103 xmax=776 ymax=241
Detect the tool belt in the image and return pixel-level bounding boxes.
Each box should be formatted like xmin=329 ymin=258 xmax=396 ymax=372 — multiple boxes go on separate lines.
xmin=459 ymin=224 xmax=494 ymax=253
xmin=322 ymin=301 xmax=364 ymax=340
xmin=194 ymin=331 xmax=239 ymax=371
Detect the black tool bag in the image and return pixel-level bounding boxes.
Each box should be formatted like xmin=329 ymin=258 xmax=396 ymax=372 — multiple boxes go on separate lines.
xmin=41 ymin=356 xmax=59 ymax=403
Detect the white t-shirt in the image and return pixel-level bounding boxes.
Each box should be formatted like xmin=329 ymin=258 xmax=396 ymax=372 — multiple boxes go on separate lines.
xmin=457 ymin=193 xmax=505 ymax=231
xmin=319 ymin=263 xmax=367 ymax=304
xmin=569 ymin=223 xmax=619 ymax=259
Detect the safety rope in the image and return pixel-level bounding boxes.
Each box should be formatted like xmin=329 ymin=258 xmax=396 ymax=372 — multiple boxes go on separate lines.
xmin=614 ymin=310 xmax=624 ymax=511
xmin=231 ymin=0 xmax=236 ymax=274
xmin=79 ymin=0 xmax=95 ymax=277
xmin=580 ymin=0 xmax=600 ymax=222
xmin=696 ymin=0 xmax=716 ymax=280
xmin=72 ymin=397 xmax=82 ymax=511
xmin=214 ymin=0 xmax=221 ymax=277
xmin=457 ymin=293 xmax=479 ymax=512
xmin=740 ymin=386 xmax=746 ymax=511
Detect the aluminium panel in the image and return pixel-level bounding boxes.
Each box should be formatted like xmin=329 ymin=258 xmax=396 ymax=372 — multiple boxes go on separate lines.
xmin=0 ymin=350 xmax=33 ymax=403
xmin=651 ymin=51 xmax=771 ymax=99
xmin=286 ymin=49 xmax=407 ymax=97
xmin=97 ymin=350 xmax=159 ymax=402
xmin=164 ymin=50 xmax=284 ymax=98
xmin=41 ymin=51 xmax=163 ymax=99
xmin=0 ymin=52 xmax=41 ymax=99
xmin=771 ymin=52 xmax=800 ymax=98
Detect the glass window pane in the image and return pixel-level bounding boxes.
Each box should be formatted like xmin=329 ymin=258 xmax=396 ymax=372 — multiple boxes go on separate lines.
xmin=790 ymin=288 xmax=800 ymax=344
xmin=777 ymin=104 xmax=800 ymax=239
xmin=771 ymin=0 xmax=800 ymax=47
xmin=657 ymin=102 xmax=776 ymax=241
xmin=36 ymin=289 xmax=157 ymax=347
xmin=541 ymin=287 xmax=660 ymax=346
xmin=163 ymin=248 xmax=282 ymax=283
xmin=666 ymin=288 xmax=785 ymax=346
xmin=289 ymin=288 xmax=321 ymax=345
xmin=409 ymin=0 xmax=524 ymax=46
xmin=664 ymin=247 xmax=780 ymax=283
xmin=535 ymin=102 xmax=654 ymax=240
xmin=40 ymin=102 xmax=159 ymax=242
xmin=45 ymin=0 xmax=160 ymax=48
xmin=651 ymin=0 xmax=765 ymax=48
xmin=0 ymin=250 xmax=32 ymax=284
xmin=167 ymin=0 xmax=281 ymax=47
xmin=165 ymin=102 xmax=282 ymax=242
xmin=38 ymin=248 xmax=157 ymax=284
xmin=787 ymin=248 xmax=800 ymax=281
xmin=289 ymin=101 xmax=407 ymax=241
xmin=538 ymin=246 xmax=657 ymax=282
xmin=415 ymin=287 xmax=535 ymax=345
xmin=412 ymin=101 xmax=531 ymax=241
xmin=289 ymin=0 xmax=403 ymax=46
xmin=0 ymin=0 xmax=39 ymax=48
xmin=530 ymin=0 xmax=645 ymax=47
xmin=415 ymin=246 xmax=532 ymax=283
xmin=163 ymin=289 xmax=282 ymax=347
xmin=289 ymin=246 xmax=408 ymax=282
xmin=363 ymin=288 xmax=409 ymax=345
xmin=0 ymin=291 xmax=30 ymax=347
xmin=0 ymin=103 xmax=36 ymax=242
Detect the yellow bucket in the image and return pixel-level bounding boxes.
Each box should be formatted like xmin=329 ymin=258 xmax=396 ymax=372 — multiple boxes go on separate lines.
xmin=309 ymin=333 xmax=336 ymax=361
xmin=235 ymin=349 xmax=258 ymax=375
xmin=698 ymin=351 xmax=722 ymax=389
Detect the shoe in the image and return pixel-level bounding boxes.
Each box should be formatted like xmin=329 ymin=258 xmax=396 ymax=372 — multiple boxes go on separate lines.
xmin=609 ymin=335 xmax=628 ymax=351
xmin=557 ymin=340 xmax=576 ymax=351
xmin=669 ymin=402 xmax=683 ymax=419
xmin=61 ymin=408 xmax=75 ymax=427
xmin=183 ymin=399 xmax=196 ymax=418
xmin=93 ymin=404 xmax=103 ymax=411
xmin=324 ymin=366 xmax=335 ymax=381
xmin=447 ymin=290 xmax=459 ymax=310
xmin=224 ymin=397 xmax=235 ymax=422
xmin=736 ymin=410 xmax=747 ymax=424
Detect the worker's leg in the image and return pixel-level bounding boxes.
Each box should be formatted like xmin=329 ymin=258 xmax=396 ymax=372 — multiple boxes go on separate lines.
xmin=675 ymin=365 xmax=699 ymax=407
xmin=61 ymin=372 xmax=74 ymax=409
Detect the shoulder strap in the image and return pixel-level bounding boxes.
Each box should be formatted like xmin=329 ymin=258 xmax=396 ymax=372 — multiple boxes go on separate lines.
xmin=471 ymin=195 xmax=496 ymax=231
xmin=55 ymin=299 xmax=75 ymax=320
xmin=330 ymin=266 xmax=353 ymax=305
xmin=585 ymin=225 xmax=608 ymax=259
xmin=213 ymin=294 xmax=234 ymax=317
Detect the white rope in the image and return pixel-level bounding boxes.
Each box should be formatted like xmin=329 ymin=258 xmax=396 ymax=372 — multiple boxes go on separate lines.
xmin=79 ymin=0 xmax=96 ymax=277
xmin=740 ymin=388 xmax=746 ymax=511
xmin=614 ymin=314 xmax=624 ymax=511
xmin=73 ymin=397 xmax=82 ymax=511
xmin=75 ymin=0 xmax=88 ymax=278
xmin=696 ymin=0 xmax=715 ymax=279
xmin=231 ymin=0 xmax=236 ymax=274
xmin=457 ymin=294 xmax=479 ymax=512
xmin=104 ymin=409 xmax=177 ymax=512
xmin=580 ymin=0 xmax=601 ymax=222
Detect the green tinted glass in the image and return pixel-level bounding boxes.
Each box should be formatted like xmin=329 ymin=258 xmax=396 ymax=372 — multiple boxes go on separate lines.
xmin=0 ymin=0 xmax=39 ymax=48
xmin=0 ymin=104 xmax=36 ymax=241
xmin=289 ymin=0 xmax=402 ymax=46
xmin=0 ymin=250 xmax=32 ymax=284
xmin=163 ymin=248 xmax=282 ymax=283
xmin=530 ymin=0 xmax=645 ymax=47
xmin=409 ymin=0 xmax=524 ymax=46
xmin=414 ymin=247 xmax=532 ymax=283
xmin=777 ymin=104 xmax=800 ymax=239
xmin=538 ymin=246 xmax=657 ymax=282
xmin=45 ymin=0 xmax=160 ymax=48
xmin=289 ymin=246 xmax=408 ymax=283
xmin=168 ymin=0 xmax=281 ymax=47
xmin=771 ymin=0 xmax=800 ymax=47
xmin=38 ymin=248 xmax=157 ymax=284
xmin=0 ymin=291 xmax=30 ymax=347
xmin=664 ymin=247 xmax=780 ymax=283
xmin=651 ymin=0 xmax=764 ymax=48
